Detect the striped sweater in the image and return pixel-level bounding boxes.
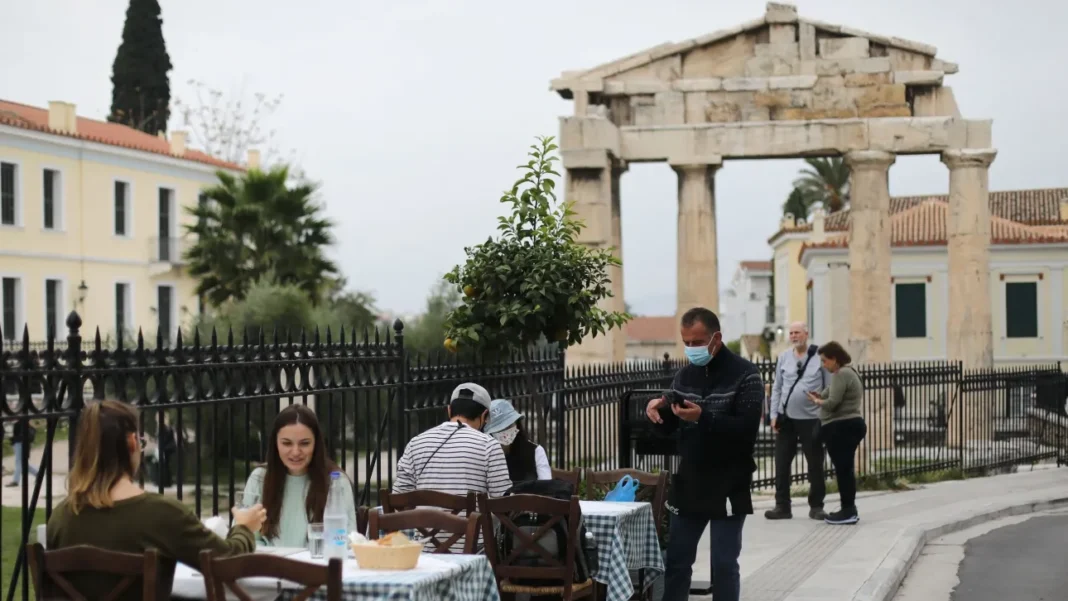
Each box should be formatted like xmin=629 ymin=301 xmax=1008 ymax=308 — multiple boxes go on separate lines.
xmin=393 ymin=421 xmax=512 ymax=498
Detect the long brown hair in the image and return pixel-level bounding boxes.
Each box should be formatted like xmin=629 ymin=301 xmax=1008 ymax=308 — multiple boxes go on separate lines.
xmin=261 ymin=404 xmax=339 ymax=539
xmin=66 ymin=400 xmax=139 ymax=514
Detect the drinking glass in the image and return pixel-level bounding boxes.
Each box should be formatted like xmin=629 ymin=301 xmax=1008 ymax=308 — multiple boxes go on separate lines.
xmin=307 ymin=523 xmax=324 ymax=558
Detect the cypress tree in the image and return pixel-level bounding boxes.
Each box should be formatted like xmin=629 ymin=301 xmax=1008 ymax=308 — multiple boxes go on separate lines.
xmin=108 ymin=0 xmax=173 ymax=135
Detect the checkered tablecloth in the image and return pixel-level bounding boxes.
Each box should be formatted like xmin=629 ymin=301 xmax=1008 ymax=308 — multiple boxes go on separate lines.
xmin=579 ymin=501 xmax=665 ymax=601
xmin=172 ymin=551 xmax=500 ymax=601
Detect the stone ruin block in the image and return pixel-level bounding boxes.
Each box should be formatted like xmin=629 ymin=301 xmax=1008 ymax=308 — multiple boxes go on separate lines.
xmin=819 ymin=37 xmax=870 ymax=59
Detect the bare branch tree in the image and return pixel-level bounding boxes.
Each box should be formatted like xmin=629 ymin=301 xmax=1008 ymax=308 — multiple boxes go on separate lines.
xmin=172 ymin=79 xmax=305 ymax=179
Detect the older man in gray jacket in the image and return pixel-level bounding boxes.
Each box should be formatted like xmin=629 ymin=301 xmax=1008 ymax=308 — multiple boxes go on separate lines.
xmin=765 ymin=322 xmax=830 ymax=520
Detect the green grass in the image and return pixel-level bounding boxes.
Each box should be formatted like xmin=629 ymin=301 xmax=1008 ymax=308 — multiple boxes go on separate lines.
xmin=1 ymin=507 xmax=44 ymax=594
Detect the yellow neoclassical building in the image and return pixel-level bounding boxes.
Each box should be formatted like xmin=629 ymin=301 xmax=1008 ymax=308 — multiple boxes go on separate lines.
xmin=0 ymin=99 xmax=246 ymax=346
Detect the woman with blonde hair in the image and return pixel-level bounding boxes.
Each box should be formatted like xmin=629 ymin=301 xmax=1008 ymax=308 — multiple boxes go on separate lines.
xmin=46 ymin=400 xmax=265 ymax=600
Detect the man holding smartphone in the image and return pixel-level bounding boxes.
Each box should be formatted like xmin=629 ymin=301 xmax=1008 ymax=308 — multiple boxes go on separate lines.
xmin=644 ymin=308 xmax=763 ymax=601
xmin=766 ymin=322 xmax=829 ymax=520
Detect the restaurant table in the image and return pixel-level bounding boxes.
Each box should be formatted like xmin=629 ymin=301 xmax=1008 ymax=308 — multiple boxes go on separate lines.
xmin=171 ymin=547 xmax=501 ymax=601
xmin=579 ymin=500 xmax=665 ymax=601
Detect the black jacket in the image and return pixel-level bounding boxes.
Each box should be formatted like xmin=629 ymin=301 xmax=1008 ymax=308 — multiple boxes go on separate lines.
xmin=652 ymin=347 xmax=763 ymax=518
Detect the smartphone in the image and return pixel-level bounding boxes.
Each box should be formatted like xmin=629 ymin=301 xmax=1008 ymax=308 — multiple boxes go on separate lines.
xmin=664 ymin=389 xmax=685 ymax=406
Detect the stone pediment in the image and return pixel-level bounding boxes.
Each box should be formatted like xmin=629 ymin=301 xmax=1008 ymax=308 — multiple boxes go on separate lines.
xmin=551 ymin=2 xmax=962 ymax=125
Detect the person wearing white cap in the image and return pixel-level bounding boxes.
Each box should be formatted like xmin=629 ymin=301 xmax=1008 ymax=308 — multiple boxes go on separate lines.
xmin=392 ymin=383 xmax=512 ymax=500
xmin=484 ymin=399 xmax=552 ymax=483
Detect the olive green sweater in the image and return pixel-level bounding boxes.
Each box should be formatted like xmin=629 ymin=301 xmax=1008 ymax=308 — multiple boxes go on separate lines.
xmin=46 ymin=492 xmax=254 ymax=601
xmin=818 ymin=366 xmax=864 ymax=425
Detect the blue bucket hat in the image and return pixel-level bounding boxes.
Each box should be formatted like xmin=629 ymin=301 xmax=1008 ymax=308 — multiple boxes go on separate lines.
xmin=485 ymin=399 xmax=523 ymax=435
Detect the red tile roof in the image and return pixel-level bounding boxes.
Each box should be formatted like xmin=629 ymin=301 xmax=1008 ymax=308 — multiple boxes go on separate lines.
xmin=739 ymin=260 xmax=772 ymax=272
xmin=624 ymin=316 xmax=675 ymax=342
xmin=770 ymin=187 xmax=1068 ymax=244
xmin=798 ymin=199 xmax=1068 ymax=262
xmin=0 ymin=99 xmax=242 ymax=170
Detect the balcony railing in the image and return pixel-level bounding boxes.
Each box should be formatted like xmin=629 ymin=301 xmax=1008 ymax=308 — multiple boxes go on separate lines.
xmin=149 ymin=236 xmax=189 ymax=264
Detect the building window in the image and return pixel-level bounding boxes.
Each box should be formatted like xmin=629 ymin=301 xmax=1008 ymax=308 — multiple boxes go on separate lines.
xmin=114 ymin=181 xmax=130 ymax=236
xmin=895 ymin=282 xmax=927 ymax=338
xmin=157 ymin=285 xmax=173 ymax=346
xmin=2 ymin=277 xmax=20 ymax=341
xmin=45 ymin=279 xmax=61 ymax=339
xmin=115 ymin=283 xmax=130 ymax=341
xmin=42 ymin=169 xmax=61 ymax=230
xmin=197 ymin=192 xmax=209 ymax=228
xmin=1 ymin=162 xmax=17 ymax=226
xmin=158 ymin=188 xmax=174 ymax=261
xmin=806 ymin=284 xmax=814 ymax=337
xmin=1005 ymin=281 xmax=1038 ymax=338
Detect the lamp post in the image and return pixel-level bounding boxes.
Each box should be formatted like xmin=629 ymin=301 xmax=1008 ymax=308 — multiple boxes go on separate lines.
xmin=77 ymin=280 xmax=88 ymax=306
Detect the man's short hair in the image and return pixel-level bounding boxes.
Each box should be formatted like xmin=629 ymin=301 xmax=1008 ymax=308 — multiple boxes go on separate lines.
xmin=680 ymin=307 xmax=721 ymax=333
xmin=449 ymin=398 xmax=488 ymax=420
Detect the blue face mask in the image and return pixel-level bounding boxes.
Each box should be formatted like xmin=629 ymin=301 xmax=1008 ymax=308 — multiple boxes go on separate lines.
xmin=684 ymin=344 xmax=713 ymax=366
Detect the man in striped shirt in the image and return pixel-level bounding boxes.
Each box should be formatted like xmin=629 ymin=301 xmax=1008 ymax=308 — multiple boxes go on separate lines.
xmin=393 ymin=383 xmax=512 ymax=499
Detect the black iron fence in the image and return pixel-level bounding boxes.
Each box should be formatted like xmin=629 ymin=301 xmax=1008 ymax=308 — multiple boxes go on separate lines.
xmin=2 ymin=314 xmax=1067 ymax=601
xmin=620 ymin=359 xmax=1068 ymax=489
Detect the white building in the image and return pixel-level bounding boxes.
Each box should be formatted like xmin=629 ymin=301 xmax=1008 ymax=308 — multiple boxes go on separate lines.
xmin=721 ymin=261 xmax=773 ymax=338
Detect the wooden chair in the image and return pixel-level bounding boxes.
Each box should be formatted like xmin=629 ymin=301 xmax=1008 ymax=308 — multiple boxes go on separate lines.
xmin=369 ymin=509 xmax=480 ymax=554
xmin=477 ymin=493 xmax=594 ymax=601
xmin=27 ymin=543 xmax=160 ymax=601
xmin=199 ymin=550 xmax=342 ymax=601
xmin=356 ymin=505 xmax=370 ymax=537
xmin=381 ymin=490 xmax=477 ymax=515
xmin=550 ymin=467 xmax=582 ymax=491
xmin=585 ymin=469 xmax=669 ymax=600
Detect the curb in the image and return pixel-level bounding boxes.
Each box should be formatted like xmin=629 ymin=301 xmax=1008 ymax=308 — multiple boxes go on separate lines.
xmin=852 ymin=495 xmax=1068 ymax=601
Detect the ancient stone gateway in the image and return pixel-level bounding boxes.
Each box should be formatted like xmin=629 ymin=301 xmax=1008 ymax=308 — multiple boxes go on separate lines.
xmin=552 ymin=2 xmax=996 ymax=369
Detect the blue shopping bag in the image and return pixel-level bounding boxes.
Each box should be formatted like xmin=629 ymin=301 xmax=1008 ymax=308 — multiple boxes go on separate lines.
xmin=604 ymin=474 xmax=640 ymax=502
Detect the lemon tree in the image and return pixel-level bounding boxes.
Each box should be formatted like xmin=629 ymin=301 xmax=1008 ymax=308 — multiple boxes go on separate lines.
xmin=442 ymin=136 xmax=630 ymax=354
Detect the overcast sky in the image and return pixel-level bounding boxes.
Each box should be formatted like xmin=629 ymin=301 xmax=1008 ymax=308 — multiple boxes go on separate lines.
xmin=3 ymin=0 xmax=1066 ymax=317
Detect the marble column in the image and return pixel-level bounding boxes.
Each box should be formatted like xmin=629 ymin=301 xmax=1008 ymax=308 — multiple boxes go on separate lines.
xmin=844 ymin=150 xmax=896 ymax=365
xmin=562 ymin=149 xmax=627 ymax=366
xmin=671 ymin=157 xmax=722 ymax=351
xmin=942 ymin=149 xmax=997 ymax=370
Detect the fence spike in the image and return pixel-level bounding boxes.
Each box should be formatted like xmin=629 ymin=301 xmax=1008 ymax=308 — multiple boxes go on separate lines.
xmin=325 ymin=325 xmax=333 ymax=346
xmin=21 ymin=324 xmax=30 ymax=349
xmin=137 ymin=328 xmax=145 ymax=351
xmin=314 ymin=326 xmax=321 ymax=347
xmin=175 ymin=328 xmax=184 ymax=350
xmin=94 ymin=327 xmax=103 ymax=350
xmin=227 ymin=326 xmax=235 ymax=348
xmin=193 ymin=327 xmax=201 ymax=348
xmin=374 ymin=325 xmax=381 ymax=346
xmin=362 ymin=327 xmax=370 ymax=346
xmin=210 ymin=326 xmax=218 ymax=348
xmin=242 ymin=326 xmax=251 ymax=347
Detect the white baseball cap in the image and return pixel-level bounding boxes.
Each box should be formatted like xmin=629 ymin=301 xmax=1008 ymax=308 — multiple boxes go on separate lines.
xmin=450 ymin=383 xmax=492 ymax=410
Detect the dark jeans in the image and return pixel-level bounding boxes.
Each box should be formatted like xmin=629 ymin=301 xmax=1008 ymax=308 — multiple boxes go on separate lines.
xmin=822 ymin=418 xmax=867 ymax=508
xmin=663 ymin=512 xmax=745 ymax=601
xmin=774 ymin=417 xmax=825 ymax=509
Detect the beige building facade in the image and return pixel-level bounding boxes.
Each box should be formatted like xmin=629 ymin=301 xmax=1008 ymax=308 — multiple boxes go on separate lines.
xmin=551 ymin=2 xmax=996 ymax=367
xmin=793 ymin=191 xmax=1068 ymax=367
xmin=0 ymin=99 xmax=243 ymax=346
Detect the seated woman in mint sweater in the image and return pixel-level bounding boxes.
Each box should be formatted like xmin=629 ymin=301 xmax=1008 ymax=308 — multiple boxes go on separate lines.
xmin=242 ymin=404 xmax=357 ymax=547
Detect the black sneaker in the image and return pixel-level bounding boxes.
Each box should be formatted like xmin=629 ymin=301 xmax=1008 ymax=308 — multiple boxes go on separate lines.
xmin=824 ymin=506 xmax=859 ymax=525
xmin=809 ymin=507 xmax=828 ymax=520
xmin=764 ymin=506 xmax=793 ymax=520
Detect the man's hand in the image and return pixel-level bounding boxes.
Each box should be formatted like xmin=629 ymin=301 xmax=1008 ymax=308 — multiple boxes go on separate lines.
xmin=646 ymin=397 xmax=666 ymax=424
xmin=671 ymin=400 xmax=702 ymax=422
xmin=771 ymin=417 xmax=780 ymax=433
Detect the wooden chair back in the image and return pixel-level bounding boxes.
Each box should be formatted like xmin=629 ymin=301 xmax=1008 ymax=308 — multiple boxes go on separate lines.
xmin=585 ymin=469 xmax=669 ymax=539
xmin=381 ymin=490 xmax=477 ymax=515
xmin=356 ymin=505 xmax=370 ymax=537
xmin=198 ymin=550 xmax=342 ymax=601
xmin=477 ymin=493 xmax=588 ymax=599
xmin=369 ymin=509 xmax=480 ymax=554
xmin=27 ymin=543 xmax=160 ymax=601
xmin=550 ymin=467 xmax=582 ymax=490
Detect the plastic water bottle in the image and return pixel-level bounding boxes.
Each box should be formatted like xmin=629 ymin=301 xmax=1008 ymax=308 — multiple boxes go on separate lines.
xmin=323 ymin=471 xmax=348 ymax=559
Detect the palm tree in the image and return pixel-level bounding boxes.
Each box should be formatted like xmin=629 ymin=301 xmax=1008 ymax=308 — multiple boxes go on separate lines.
xmin=792 ymin=157 xmax=850 ymax=214
xmin=781 ymin=187 xmax=809 ymax=222
xmin=184 ymin=165 xmax=339 ymax=307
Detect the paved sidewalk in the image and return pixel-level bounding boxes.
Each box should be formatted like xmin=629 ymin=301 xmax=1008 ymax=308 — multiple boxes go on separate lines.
xmin=688 ymin=466 xmax=1068 ymax=601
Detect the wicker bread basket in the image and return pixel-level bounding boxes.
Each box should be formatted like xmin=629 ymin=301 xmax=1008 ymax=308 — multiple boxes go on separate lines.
xmin=350 ymin=541 xmax=422 ymax=570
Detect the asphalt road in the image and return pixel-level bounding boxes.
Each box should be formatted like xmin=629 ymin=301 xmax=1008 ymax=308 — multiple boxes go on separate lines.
xmin=952 ymin=513 xmax=1068 ymax=601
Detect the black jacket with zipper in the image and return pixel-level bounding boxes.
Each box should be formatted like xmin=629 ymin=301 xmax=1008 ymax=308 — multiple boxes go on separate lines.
xmin=652 ymin=346 xmax=763 ymax=518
